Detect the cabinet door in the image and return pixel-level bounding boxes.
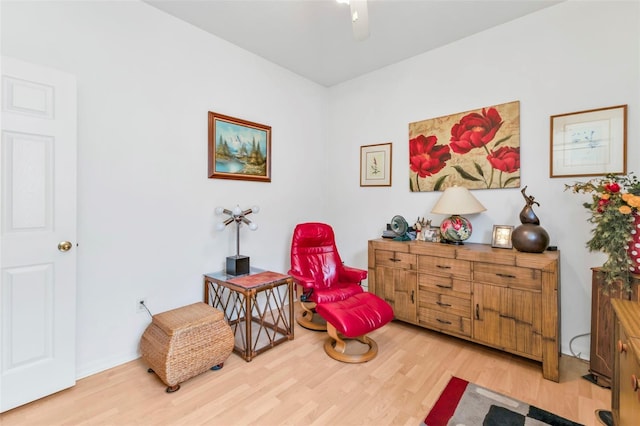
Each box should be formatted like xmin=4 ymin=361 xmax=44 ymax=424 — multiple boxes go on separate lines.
xmin=473 ymin=282 xmax=542 ymax=359
xmin=616 ymin=332 xmax=640 ymax=425
xmin=375 ymin=264 xmax=417 ymax=324
xmin=591 ymin=270 xmax=640 ymax=387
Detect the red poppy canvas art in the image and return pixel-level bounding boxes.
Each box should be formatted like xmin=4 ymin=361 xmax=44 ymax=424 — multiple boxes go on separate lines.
xmin=409 ymin=101 xmax=521 ymax=191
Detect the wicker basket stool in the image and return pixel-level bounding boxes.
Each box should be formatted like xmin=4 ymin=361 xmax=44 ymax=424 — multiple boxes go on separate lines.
xmin=140 ymin=302 xmax=234 ymax=393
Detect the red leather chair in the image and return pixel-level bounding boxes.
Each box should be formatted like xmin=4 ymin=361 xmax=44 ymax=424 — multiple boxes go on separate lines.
xmin=288 ymin=222 xmax=394 ymax=362
xmin=288 ymin=222 xmax=366 ymax=331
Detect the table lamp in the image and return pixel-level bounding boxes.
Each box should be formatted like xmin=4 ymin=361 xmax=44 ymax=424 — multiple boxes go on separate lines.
xmin=431 ymin=186 xmax=486 ymax=244
xmin=215 ymin=205 xmax=259 ymax=275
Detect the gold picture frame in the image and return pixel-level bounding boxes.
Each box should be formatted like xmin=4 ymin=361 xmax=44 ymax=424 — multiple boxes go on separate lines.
xmin=208 ymin=111 xmax=271 ymax=182
xmin=550 ymin=105 xmax=627 ymax=178
xmin=360 ymin=143 xmax=392 ymax=187
xmin=491 ymin=225 xmax=514 ymax=249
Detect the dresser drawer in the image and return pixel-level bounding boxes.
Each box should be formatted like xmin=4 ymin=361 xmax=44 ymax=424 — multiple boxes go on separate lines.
xmin=418 ymin=308 xmax=471 ymax=337
xmin=375 ymin=250 xmax=416 ymax=270
xmin=419 ymin=290 xmax=470 ymax=318
xmin=418 ymin=274 xmax=470 ymax=298
xmin=417 ymin=256 xmax=471 ymax=280
xmin=474 ymin=262 xmax=541 ymax=290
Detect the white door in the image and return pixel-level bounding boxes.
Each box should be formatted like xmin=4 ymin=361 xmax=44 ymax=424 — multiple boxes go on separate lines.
xmin=0 ymin=57 xmax=77 ymax=412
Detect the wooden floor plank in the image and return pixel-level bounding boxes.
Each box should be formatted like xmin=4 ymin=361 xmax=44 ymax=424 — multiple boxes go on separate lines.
xmin=0 ymin=318 xmax=610 ymax=425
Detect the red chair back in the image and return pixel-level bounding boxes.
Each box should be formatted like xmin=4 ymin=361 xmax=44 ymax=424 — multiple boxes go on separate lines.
xmin=289 ymin=222 xmax=343 ymax=290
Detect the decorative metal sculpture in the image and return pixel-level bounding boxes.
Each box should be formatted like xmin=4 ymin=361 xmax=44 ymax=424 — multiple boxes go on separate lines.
xmin=511 ymin=187 xmax=550 ymax=253
xmin=215 ymin=205 xmax=259 ymax=275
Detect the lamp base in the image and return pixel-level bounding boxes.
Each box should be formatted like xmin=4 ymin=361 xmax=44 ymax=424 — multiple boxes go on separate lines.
xmin=440 ymin=239 xmax=464 ymax=245
xmin=439 ymin=215 xmax=472 ymax=244
xmin=226 ymin=255 xmax=250 ymax=276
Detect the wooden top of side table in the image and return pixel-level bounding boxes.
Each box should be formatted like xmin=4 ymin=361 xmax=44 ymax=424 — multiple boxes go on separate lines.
xmin=204 ymin=268 xmax=292 ymax=293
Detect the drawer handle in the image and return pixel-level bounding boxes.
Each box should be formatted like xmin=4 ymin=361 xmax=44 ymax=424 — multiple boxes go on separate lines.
xmin=496 ymin=273 xmax=517 ymax=278
xmin=436 ymin=284 xmax=453 ymax=289
xmin=436 ymin=265 xmax=452 ymax=269
xmin=618 ymin=340 xmax=628 ymax=354
xmin=632 ymin=375 xmax=639 ymax=392
xmin=475 ymin=304 xmax=480 ymax=320
xmin=436 ymin=318 xmax=452 ymax=325
xmin=436 ymin=301 xmax=452 ymax=307
xmin=411 ymin=290 xmax=415 ymax=304
xmin=389 ymin=258 xmax=401 ymax=262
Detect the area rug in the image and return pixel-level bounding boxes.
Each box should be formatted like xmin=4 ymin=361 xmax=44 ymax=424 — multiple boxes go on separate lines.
xmin=422 ymin=376 xmax=583 ymax=426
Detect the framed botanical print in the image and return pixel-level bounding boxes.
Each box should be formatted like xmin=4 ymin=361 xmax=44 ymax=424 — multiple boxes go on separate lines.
xmin=360 ymin=143 xmax=392 ymax=187
xmin=550 ymin=105 xmax=627 ymax=178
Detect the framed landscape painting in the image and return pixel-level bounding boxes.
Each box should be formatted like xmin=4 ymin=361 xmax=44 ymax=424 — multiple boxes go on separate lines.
xmin=208 ymin=111 xmax=271 ymax=182
xmin=409 ymin=101 xmax=520 ymax=192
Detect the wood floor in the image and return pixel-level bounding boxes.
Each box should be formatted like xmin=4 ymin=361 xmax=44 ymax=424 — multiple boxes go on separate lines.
xmin=1 ymin=318 xmax=610 ymax=426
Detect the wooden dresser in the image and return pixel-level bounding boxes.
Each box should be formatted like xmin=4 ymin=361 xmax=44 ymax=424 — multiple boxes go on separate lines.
xmin=611 ymin=299 xmax=640 ymax=425
xmin=368 ymin=239 xmax=560 ymax=382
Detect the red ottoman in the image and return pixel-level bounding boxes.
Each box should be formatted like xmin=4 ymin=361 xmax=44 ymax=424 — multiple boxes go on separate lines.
xmin=315 ymin=292 xmax=394 ymax=363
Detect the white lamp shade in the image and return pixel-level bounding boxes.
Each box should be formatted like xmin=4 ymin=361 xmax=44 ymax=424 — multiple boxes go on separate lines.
xmin=431 ymin=186 xmax=486 ymax=215
xmin=215 ymin=222 xmax=226 ymax=232
xmin=249 ymin=222 xmax=258 ymax=231
xmin=214 ymin=207 xmax=224 ymax=216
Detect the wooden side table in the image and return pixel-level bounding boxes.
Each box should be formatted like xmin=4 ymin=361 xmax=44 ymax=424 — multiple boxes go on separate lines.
xmin=203 ymin=268 xmax=294 ymax=361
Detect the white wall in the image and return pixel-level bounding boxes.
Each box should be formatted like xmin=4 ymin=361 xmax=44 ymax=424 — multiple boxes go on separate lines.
xmin=1 ymin=0 xmax=638 ymax=378
xmin=327 ymin=0 xmax=640 ymax=360
xmin=1 ymin=0 xmax=329 ymax=377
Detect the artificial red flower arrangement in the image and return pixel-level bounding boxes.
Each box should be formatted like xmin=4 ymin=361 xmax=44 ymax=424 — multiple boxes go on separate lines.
xmin=566 ymin=173 xmax=640 ymax=293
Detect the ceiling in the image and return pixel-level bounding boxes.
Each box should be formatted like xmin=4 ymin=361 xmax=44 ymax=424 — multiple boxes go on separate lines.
xmin=145 ymin=0 xmax=562 ymax=87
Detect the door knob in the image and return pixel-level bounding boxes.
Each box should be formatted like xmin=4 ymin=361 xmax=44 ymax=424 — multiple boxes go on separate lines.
xmin=58 ymin=241 xmax=72 ymax=252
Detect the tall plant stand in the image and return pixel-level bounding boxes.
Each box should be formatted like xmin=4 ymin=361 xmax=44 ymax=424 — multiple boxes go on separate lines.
xmin=589 ymin=268 xmax=640 ymax=387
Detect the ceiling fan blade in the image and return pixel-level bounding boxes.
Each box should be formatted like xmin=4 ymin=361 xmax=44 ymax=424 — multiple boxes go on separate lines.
xmin=349 ymin=0 xmax=369 ymax=41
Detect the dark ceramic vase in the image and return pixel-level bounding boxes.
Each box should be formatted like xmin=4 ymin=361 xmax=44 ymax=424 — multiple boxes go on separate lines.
xmin=511 ymin=187 xmax=550 ymax=253
xmin=512 ymin=223 xmax=550 ymax=253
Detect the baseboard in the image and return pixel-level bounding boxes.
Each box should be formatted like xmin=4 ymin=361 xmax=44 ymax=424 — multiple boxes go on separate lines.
xmin=75 ymin=352 xmax=139 ymax=380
